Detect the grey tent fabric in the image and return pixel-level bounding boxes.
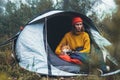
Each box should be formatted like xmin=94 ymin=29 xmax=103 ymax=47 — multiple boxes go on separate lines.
xmin=16 ymin=23 xmax=48 ymax=74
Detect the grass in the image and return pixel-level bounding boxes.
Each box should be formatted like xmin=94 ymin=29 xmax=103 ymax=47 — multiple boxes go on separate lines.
xmin=0 ymin=49 xmax=120 ymax=80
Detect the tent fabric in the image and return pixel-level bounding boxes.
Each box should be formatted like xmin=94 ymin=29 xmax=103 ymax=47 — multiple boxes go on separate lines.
xmin=16 ymin=23 xmax=48 ymax=74
xmin=15 ymin=10 xmax=120 ymax=76
xmin=29 ymin=10 xmax=63 ymax=24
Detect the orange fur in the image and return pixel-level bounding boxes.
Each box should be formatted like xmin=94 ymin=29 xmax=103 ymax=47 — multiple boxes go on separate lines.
xmin=61 ymin=45 xmax=71 ymax=54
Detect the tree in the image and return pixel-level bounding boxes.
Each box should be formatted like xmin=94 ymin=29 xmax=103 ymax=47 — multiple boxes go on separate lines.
xmin=0 ymin=0 xmax=55 ymax=37
xmin=5 ymin=0 xmax=17 ymax=15
xmin=0 ymin=0 xmax=6 ymax=14
xmin=54 ymin=0 xmax=94 ymax=14
xmin=35 ymin=0 xmax=54 ymax=13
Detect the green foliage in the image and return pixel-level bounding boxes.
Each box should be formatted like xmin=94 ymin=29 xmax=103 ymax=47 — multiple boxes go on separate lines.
xmin=0 ymin=0 xmax=7 ymax=15
xmin=35 ymin=0 xmax=54 ymax=13
xmin=54 ymin=0 xmax=93 ymax=14
xmin=0 ymin=0 xmax=54 ymax=42
xmin=100 ymin=1 xmax=120 ymax=61
xmin=5 ymin=1 xmax=17 ymax=15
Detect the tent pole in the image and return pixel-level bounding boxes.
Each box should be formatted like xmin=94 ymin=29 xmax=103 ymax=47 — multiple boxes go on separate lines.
xmin=45 ymin=17 xmax=51 ymax=79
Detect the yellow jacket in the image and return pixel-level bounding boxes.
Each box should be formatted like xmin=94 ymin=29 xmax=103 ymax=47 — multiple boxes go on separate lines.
xmin=55 ymin=31 xmax=90 ymax=55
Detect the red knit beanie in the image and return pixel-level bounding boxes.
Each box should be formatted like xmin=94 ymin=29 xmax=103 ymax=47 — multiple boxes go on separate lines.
xmin=72 ymin=17 xmax=83 ymax=25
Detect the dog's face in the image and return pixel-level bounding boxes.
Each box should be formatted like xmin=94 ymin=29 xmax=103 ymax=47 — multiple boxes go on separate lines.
xmin=61 ymin=45 xmax=71 ymax=53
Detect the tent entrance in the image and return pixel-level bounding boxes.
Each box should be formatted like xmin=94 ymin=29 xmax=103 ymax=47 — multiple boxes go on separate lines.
xmin=46 ymin=15 xmax=82 ymax=73
xmin=47 ymin=15 xmax=72 ymax=52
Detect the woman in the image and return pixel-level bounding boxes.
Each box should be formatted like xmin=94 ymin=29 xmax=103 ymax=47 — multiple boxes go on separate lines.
xmin=55 ymin=17 xmax=90 ymax=64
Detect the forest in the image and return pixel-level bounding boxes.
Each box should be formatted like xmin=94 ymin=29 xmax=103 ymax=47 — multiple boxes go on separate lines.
xmin=0 ymin=0 xmax=120 ymax=80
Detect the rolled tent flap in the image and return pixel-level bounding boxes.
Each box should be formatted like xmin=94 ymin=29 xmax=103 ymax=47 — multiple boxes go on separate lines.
xmin=16 ymin=23 xmax=48 ymax=74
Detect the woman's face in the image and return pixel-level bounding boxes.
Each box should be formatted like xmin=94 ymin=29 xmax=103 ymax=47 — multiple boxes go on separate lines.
xmin=74 ymin=22 xmax=83 ymax=32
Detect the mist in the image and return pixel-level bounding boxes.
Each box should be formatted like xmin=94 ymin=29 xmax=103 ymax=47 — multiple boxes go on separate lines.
xmin=87 ymin=0 xmax=117 ymax=21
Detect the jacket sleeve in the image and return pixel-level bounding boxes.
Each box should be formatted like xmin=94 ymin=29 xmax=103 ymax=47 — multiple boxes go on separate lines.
xmin=55 ymin=34 xmax=67 ymax=55
xmin=80 ymin=33 xmax=90 ymax=53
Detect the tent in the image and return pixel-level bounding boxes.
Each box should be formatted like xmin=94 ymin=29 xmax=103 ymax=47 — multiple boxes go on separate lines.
xmin=2 ymin=10 xmax=119 ymax=76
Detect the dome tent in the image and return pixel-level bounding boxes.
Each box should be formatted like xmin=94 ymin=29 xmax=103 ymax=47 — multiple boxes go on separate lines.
xmin=14 ymin=10 xmax=120 ymax=76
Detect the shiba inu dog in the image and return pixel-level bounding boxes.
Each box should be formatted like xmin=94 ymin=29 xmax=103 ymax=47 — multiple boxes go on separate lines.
xmin=61 ymin=44 xmax=72 ymax=55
